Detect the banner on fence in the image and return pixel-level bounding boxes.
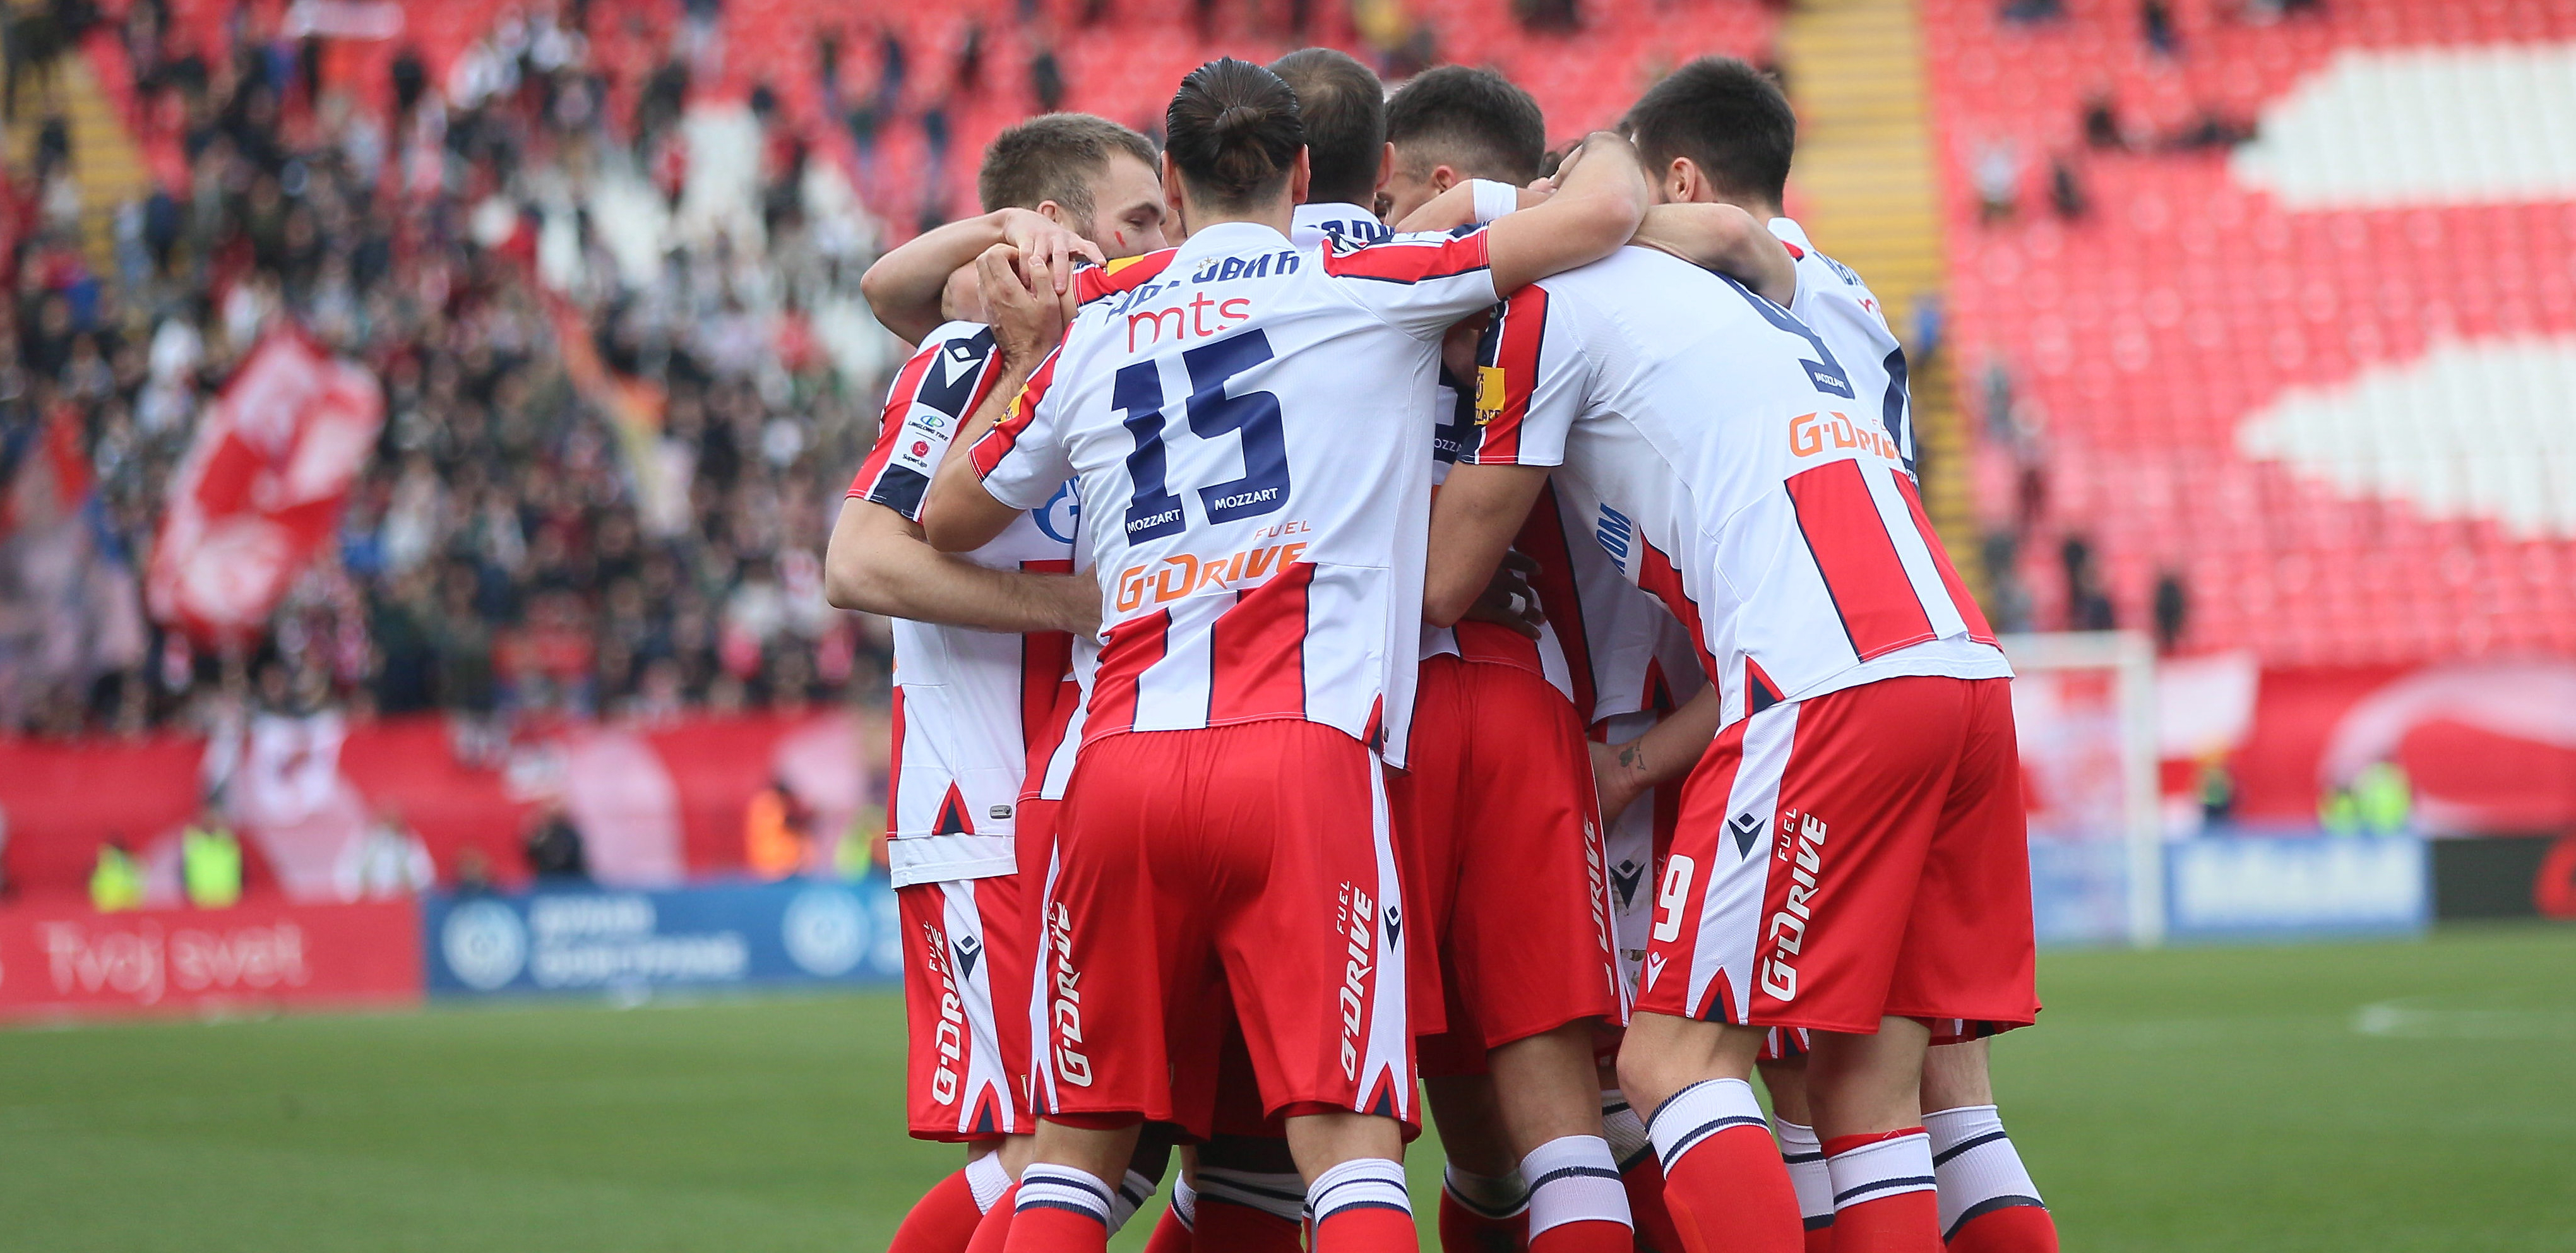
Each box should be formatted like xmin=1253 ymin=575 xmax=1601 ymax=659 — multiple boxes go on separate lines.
xmin=2164 ymin=836 xmax=2428 ymax=938
xmin=420 ymin=877 xmax=902 ymax=997
xmin=0 ymin=898 xmax=422 ymax=1019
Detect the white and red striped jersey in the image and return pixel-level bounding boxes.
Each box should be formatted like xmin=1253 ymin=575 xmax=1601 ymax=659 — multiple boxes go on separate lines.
xmin=1772 ymin=216 xmax=1916 ymax=480
xmin=849 ymin=320 xmax=1081 ymax=885
xmin=971 ymin=222 xmax=1501 ymax=768
xmin=1466 ymin=247 xmax=2007 ymax=730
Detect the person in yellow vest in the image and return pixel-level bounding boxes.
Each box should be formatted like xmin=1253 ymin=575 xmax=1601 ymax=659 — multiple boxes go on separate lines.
xmin=90 ymin=834 xmax=145 ymax=912
xmin=742 ymin=776 xmax=811 ymax=880
xmin=182 ymin=805 xmax=244 ymax=908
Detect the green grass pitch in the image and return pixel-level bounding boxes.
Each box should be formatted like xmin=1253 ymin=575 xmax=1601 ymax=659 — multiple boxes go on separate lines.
xmin=3 ymin=925 xmax=2570 ymax=1252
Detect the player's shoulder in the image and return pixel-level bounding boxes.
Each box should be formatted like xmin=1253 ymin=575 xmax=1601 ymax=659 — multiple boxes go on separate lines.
xmin=1318 ymin=226 xmax=1490 ymax=283
xmin=1073 ymin=249 xmax=1183 ymax=306
xmin=1769 ymin=217 xmax=1873 ymax=295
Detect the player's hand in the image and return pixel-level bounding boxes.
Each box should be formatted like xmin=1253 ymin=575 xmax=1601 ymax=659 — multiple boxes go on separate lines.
xmin=1462 ymin=550 xmax=1545 ymax=640
xmin=976 ymin=244 xmax=1067 ymax=365
xmin=1589 ymin=737 xmax=1650 ymax=820
xmin=994 ymin=208 xmax=1103 ymax=297
xmin=1045 ymin=569 xmax=1102 ymax=637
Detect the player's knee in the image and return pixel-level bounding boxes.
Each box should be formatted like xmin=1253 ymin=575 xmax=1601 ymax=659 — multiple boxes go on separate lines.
xmin=1615 ymin=1013 xmax=1753 ymax=1115
xmin=1919 ymin=1036 xmax=1995 ymax=1112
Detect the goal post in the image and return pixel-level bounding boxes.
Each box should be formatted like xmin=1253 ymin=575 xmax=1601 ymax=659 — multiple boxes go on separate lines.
xmin=2000 ymin=630 xmax=2164 ymax=948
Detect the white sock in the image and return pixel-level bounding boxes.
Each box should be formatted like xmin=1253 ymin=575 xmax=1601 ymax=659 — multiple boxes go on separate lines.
xmin=1521 ymin=1134 xmax=1633 ymax=1237
xmin=1108 ymin=1167 xmax=1159 ymax=1233
xmin=1169 ymin=1173 xmax=1198 ymax=1230
xmin=1824 ymin=1130 xmax=1937 ymax=1214
xmin=964 ymin=1151 xmax=1013 ymax=1214
xmin=1198 ymin=1166 xmax=1309 ymax=1223
xmin=1600 ymin=1090 xmax=1652 ymax=1170
xmin=1926 ymin=1104 xmax=2046 ymax=1237
xmin=1308 ymin=1156 xmax=1412 ymax=1225
xmin=1441 ymin=1163 xmax=1529 ymax=1220
xmin=1015 ymin=1162 xmax=1114 ymax=1230
xmin=1647 ymin=1077 xmax=1768 ymax=1173
xmin=1772 ymin=1119 xmax=1834 ymax=1233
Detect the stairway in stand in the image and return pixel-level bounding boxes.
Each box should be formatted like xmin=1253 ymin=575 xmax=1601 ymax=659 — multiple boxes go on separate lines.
xmin=1775 ymin=0 xmax=1981 ymax=593
xmin=3 ymin=8 xmax=154 ymax=280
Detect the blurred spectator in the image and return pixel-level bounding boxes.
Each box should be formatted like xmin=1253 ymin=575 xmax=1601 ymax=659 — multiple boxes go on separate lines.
xmin=1974 ymin=140 xmax=2018 ymax=225
xmin=2167 ymin=108 xmax=2255 ymax=151
xmin=2060 ymin=535 xmax=2115 ymax=631
xmin=2048 ymin=155 xmax=2088 ymax=220
xmin=2141 ymin=0 xmax=2179 ymax=56
xmin=742 ymin=776 xmax=812 ymax=879
xmin=2196 ymin=754 xmax=2236 ymax=825
xmin=2082 ymin=93 xmax=2125 ymax=150
xmin=1029 ymin=42 xmax=1066 ymax=114
xmin=2152 ymin=569 xmax=2188 ymax=653
xmin=1515 ymin=0 xmax=1579 ymax=34
xmin=91 ymin=833 xmax=145 ymax=912
xmin=454 ymin=845 xmax=498 ymax=894
xmin=523 ymin=803 xmax=590 ymax=882
xmin=2000 ymin=0 xmax=2064 ymax=22
xmin=182 ymin=802 xmax=245 ymax=908
xmin=336 ymin=805 xmax=436 ymax=899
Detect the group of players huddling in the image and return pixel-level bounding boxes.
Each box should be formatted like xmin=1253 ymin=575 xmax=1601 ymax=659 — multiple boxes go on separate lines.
xmin=826 ymin=48 xmax=2054 ymax=1253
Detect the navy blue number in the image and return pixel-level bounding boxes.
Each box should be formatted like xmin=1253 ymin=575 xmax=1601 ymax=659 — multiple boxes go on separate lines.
xmin=1881 ymin=346 xmax=1916 ymax=481
xmin=1183 ymin=332 xmax=1291 ymax=524
xmin=1719 ymin=274 xmax=1854 ymax=399
xmin=1113 ymin=360 xmax=1185 ymax=541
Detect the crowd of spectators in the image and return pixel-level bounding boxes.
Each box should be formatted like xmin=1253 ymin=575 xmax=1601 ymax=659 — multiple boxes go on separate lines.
xmin=0 ymin=5 xmax=897 ymax=742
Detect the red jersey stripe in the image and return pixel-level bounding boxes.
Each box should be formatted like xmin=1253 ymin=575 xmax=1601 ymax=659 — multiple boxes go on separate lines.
xmin=1207 ymin=561 xmax=1316 ymax=725
xmin=1892 ymin=472 xmax=1998 ymax=645
xmin=847 ymin=344 xmax=937 ymax=498
xmin=1087 ymin=609 xmax=1171 ymax=740
xmin=1633 ymin=531 xmax=1718 ymax=683
xmin=970 ymin=347 xmax=1061 ymax=477
xmin=1470 ymin=285 xmax=1549 ymax=464
xmin=1074 ymin=249 xmax=1180 ymax=305
xmin=1784 ymin=460 xmax=1939 ymax=662
xmin=1320 ymin=231 xmax=1492 ymax=284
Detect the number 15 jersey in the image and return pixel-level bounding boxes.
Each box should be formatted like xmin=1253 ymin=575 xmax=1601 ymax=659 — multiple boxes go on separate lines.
xmin=970 ymin=220 xmax=1500 ymax=768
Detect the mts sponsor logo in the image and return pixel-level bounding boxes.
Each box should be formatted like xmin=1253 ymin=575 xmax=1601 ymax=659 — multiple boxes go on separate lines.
xmin=1789 ymin=411 xmax=1901 ymax=464
xmin=1762 ymin=810 xmax=1828 ymax=1001
xmin=1112 ymin=521 xmax=1312 ymax=612
xmin=1333 ymin=881 xmax=1378 ymax=1080
xmin=915 ymin=919 xmax=969 ymax=1106
xmin=29 ymin=920 xmax=311 ymax=1006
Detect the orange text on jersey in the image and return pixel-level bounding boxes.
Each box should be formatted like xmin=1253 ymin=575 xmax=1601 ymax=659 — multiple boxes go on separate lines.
xmin=1114 ymin=540 xmax=1308 ymax=612
xmin=1790 ymin=411 xmax=1902 ymax=463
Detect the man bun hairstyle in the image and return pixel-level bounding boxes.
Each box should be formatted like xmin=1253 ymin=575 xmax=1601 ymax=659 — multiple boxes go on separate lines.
xmin=1622 ymin=56 xmax=1796 ymax=208
xmin=1166 ymin=58 xmax=1306 ymax=211
xmin=1268 ymin=47 xmax=1385 ymax=207
xmin=1386 ymin=64 xmax=1547 ymax=185
xmin=978 ymin=112 xmax=1160 ymax=219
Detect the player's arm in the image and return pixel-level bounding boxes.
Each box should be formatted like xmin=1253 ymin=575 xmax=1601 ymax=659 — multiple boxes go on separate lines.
xmin=924 ymin=246 xmax=1072 ymax=553
xmin=823 ymin=499 xmax=1097 ymax=635
xmin=1426 ymin=463 xmax=1551 ymax=627
xmin=1481 ymin=132 xmax=1649 ymax=294
xmin=1630 ymin=203 xmax=1798 ymax=307
xmin=1589 ymin=683 xmax=1723 ymax=818
xmin=1391 ymin=180 xmax=1547 ymax=234
xmin=859 ymin=208 xmax=1101 ymax=343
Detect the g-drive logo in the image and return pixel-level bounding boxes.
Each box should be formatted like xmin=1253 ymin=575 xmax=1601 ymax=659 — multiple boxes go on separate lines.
xmin=1762 ymin=810 xmax=1828 ymax=1001
xmin=1333 ymin=882 xmax=1378 ymax=1080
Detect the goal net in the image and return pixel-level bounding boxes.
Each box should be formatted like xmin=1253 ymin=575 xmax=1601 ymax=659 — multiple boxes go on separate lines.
xmin=2001 ymin=631 xmax=2164 ymax=947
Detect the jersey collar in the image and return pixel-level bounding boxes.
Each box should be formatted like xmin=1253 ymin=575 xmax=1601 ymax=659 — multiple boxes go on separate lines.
xmin=1767 ymin=215 xmax=1813 ymax=252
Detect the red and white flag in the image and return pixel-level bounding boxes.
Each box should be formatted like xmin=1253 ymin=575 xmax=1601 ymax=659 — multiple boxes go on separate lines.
xmin=148 ymin=328 xmax=384 ymax=644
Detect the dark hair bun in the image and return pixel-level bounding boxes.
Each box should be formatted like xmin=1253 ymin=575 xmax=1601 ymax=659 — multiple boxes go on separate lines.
xmin=1166 ymin=59 xmax=1305 ymax=208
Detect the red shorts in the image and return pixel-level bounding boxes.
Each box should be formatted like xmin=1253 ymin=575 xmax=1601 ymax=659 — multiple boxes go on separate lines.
xmin=1395 ymin=656 xmax=1623 ymax=1077
xmin=1633 ymin=675 xmax=2039 ymax=1035
xmin=1031 ymin=720 xmax=1415 ymax=1138
xmin=897 ymin=802 xmax=1049 ymax=1140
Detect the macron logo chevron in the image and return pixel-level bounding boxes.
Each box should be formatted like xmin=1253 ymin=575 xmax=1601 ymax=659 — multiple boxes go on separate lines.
xmin=1730 ymin=812 xmax=1767 ymax=859
xmin=1611 ymin=860 xmax=1645 ymax=908
xmin=937 ymin=343 xmax=979 ymax=390
xmin=952 ymin=933 xmax=982 ymax=980
xmin=1645 ymin=953 xmax=1669 ymax=990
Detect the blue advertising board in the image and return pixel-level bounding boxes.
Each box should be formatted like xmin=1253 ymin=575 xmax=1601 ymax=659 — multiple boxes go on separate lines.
xmin=2164 ymin=834 xmax=2428 ymax=940
xmin=422 ymin=877 xmax=904 ymax=997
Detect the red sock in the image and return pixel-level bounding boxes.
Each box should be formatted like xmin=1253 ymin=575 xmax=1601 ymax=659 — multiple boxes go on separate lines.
xmin=1808 ymin=1223 xmax=1836 ymax=1253
xmin=963 ymin=1185 xmax=1017 ymax=1253
xmin=893 ymin=1169 xmax=990 ymax=1253
xmin=1316 ymin=1205 xmax=1420 ymax=1253
xmin=1438 ymin=1188 xmax=1527 ymax=1253
xmin=999 ymin=1199 xmax=1108 ymax=1253
xmin=1943 ymin=1204 xmax=2056 ymax=1253
xmin=1141 ymin=1203 xmax=1194 ymax=1253
xmin=1198 ymin=1201 xmax=1307 ymax=1252
xmin=1658 ymin=1126 xmax=1804 ymax=1253
xmin=1619 ymin=1157 xmax=1684 ymax=1253
xmin=1826 ymin=1193 xmax=1936 ymax=1253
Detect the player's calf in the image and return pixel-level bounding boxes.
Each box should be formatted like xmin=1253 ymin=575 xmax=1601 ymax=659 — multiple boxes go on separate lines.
xmin=1616 ymin=1012 xmax=1803 ymax=1253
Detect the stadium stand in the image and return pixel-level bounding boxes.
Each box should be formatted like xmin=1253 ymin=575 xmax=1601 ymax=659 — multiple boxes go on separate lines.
xmin=1919 ymin=0 xmax=2576 ymax=665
